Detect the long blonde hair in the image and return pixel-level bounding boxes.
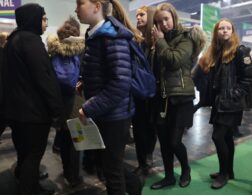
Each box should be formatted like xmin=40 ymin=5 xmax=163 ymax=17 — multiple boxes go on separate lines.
xmin=202 ymin=18 xmax=240 ymax=71
xmin=154 ymin=3 xmax=182 ymax=31
xmin=90 ymin=0 xmax=143 ymax=43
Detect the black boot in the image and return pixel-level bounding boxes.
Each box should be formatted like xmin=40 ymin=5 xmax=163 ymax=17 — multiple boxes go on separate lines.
xmin=179 ymin=167 xmax=191 ymax=187
xmin=211 ymin=174 xmax=228 ymax=189
xmin=209 ymin=172 xmax=234 ymax=180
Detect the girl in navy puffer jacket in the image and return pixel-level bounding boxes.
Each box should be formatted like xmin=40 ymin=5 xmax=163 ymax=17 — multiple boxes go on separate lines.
xmin=75 ymin=0 xmax=143 ymax=195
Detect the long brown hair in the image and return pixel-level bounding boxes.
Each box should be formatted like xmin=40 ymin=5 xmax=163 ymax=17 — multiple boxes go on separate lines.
xmin=89 ymin=0 xmax=143 ymax=43
xmin=137 ymin=6 xmax=156 ymax=48
xmin=203 ymin=18 xmax=240 ymax=71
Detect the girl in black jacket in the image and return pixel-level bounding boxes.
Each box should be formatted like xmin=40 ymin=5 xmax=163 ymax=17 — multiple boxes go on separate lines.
xmin=201 ymin=18 xmax=252 ymax=189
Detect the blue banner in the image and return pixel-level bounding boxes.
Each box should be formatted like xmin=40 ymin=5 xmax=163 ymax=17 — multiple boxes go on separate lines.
xmin=0 ymin=0 xmax=21 ymax=18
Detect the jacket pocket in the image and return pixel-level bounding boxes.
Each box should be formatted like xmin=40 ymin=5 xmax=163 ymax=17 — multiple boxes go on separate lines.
xmin=216 ymin=95 xmax=244 ymax=112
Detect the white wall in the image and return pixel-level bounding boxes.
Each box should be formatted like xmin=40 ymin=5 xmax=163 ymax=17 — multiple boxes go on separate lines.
xmin=21 ymin=0 xmax=134 ymax=28
xmin=1 ymin=0 xmax=135 ymax=37
xmin=21 ymin=0 xmax=89 ymax=41
xmin=22 ymin=0 xmax=77 ymax=26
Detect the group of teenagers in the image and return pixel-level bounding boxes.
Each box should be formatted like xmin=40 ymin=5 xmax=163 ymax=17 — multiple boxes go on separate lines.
xmin=0 ymin=0 xmax=252 ymax=195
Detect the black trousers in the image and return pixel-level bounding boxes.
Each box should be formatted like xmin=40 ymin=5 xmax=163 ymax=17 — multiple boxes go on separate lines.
xmin=156 ymin=101 xmax=192 ymax=178
xmin=157 ymin=125 xmax=189 ymax=178
xmin=96 ymin=118 xmax=131 ymax=195
xmin=212 ymin=123 xmax=235 ymax=176
xmin=10 ymin=122 xmax=50 ymax=195
xmin=0 ymin=116 xmax=6 ymax=137
xmin=56 ymin=130 xmax=80 ymax=182
xmin=132 ymin=99 xmax=157 ymax=167
xmin=56 ymin=93 xmax=81 ymax=182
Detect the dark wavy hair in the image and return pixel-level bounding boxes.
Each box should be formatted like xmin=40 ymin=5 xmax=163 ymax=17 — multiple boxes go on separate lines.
xmin=57 ymin=16 xmax=80 ymax=40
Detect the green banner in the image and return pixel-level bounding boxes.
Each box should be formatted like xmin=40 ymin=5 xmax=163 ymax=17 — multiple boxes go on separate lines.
xmin=242 ymin=22 xmax=252 ymax=30
xmin=201 ymin=4 xmax=220 ymax=42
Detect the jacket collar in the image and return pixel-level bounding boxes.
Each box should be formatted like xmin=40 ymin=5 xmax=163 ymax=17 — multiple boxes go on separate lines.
xmin=88 ymin=16 xmax=133 ymax=40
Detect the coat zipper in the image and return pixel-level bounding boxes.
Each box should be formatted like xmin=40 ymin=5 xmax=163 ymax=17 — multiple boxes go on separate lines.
xmin=180 ymin=68 xmax=185 ymax=88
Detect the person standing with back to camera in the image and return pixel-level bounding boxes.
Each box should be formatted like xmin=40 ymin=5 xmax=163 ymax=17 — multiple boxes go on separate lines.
xmin=200 ymin=18 xmax=252 ymax=189
xmin=132 ymin=5 xmax=157 ymax=176
xmin=3 ymin=3 xmax=62 ymax=195
xmin=47 ymin=16 xmax=85 ymax=188
xmin=75 ymin=0 xmax=143 ymax=195
xmin=150 ymin=3 xmax=195 ymax=190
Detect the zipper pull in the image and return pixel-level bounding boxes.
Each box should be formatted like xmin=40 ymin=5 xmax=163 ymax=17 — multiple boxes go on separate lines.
xmin=180 ymin=69 xmax=185 ymax=88
xmin=160 ymin=97 xmax=168 ymax=118
xmin=162 ymin=80 xmax=167 ymax=98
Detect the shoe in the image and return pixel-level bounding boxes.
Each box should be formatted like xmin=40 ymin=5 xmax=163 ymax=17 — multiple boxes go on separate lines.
xmin=33 ymin=184 xmax=55 ymax=195
xmin=150 ymin=177 xmax=176 ymax=190
xmin=127 ymin=135 xmax=134 ymax=144
xmin=14 ymin=168 xmax=48 ymax=181
xmin=126 ymin=170 xmax=145 ymax=195
xmin=52 ymin=145 xmax=60 ymax=154
xmin=211 ymin=174 xmax=228 ymax=189
xmin=82 ymin=165 xmax=96 ymax=175
xmin=39 ymin=170 xmax=49 ymax=180
xmin=67 ymin=176 xmax=84 ymax=188
xmin=133 ymin=166 xmax=150 ymax=176
xmin=233 ymin=127 xmax=243 ymax=138
xmin=146 ymin=154 xmax=154 ymax=167
xmin=233 ymin=132 xmax=243 ymax=138
xmin=97 ymin=168 xmax=105 ymax=182
xmin=179 ymin=168 xmax=191 ymax=187
xmin=210 ymin=172 xmax=234 ymax=180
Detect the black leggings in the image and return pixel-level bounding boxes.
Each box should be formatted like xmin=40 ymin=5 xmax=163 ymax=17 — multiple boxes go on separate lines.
xmin=132 ymin=99 xmax=157 ymax=167
xmin=212 ymin=123 xmax=234 ymax=176
xmin=11 ymin=122 xmax=50 ymax=195
xmin=157 ymin=125 xmax=189 ymax=178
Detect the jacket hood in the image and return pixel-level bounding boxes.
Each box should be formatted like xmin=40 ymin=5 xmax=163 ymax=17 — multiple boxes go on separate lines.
xmin=89 ymin=16 xmax=133 ymax=40
xmin=47 ymin=35 xmax=84 ymax=57
xmin=15 ymin=3 xmax=45 ymax=35
xmin=185 ymin=25 xmax=207 ymax=56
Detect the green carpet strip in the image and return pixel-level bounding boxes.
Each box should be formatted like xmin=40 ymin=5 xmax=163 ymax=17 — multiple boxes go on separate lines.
xmin=142 ymin=140 xmax=252 ymax=195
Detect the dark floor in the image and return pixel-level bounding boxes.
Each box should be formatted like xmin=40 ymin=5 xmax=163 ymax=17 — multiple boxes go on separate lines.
xmin=0 ymin=107 xmax=252 ymax=195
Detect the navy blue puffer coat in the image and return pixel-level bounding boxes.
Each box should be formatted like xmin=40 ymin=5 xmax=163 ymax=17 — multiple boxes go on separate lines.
xmin=81 ymin=16 xmax=134 ymax=121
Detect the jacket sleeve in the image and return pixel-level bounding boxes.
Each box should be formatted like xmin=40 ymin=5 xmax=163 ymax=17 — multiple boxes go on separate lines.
xmin=231 ymin=45 xmax=252 ymax=100
xmin=155 ymin=35 xmax=193 ymax=71
xmin=83 ymin=38 xmax=132 ymax=118
xmin=22 ymin=35 xmax=63 ymax=120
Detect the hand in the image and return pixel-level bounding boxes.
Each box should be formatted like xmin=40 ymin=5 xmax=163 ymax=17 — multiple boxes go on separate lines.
xmin=152 ymin=24 xmax=164 ymax=43
xmin=76 ymin=81 xmax=83 ymax=96
xmin=79 ymin=108 xmax=87 ymax=124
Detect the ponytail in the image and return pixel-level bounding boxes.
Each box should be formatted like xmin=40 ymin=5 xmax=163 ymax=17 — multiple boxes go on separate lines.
xmin=110 ymin=0 xmax=143 ymax=43
xmin=90 ymin=0 xmax=143 ymax=43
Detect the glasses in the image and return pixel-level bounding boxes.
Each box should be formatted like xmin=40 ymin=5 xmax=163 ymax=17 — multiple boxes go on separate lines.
xmin=42 ymin=17 xmax=48 ymax=25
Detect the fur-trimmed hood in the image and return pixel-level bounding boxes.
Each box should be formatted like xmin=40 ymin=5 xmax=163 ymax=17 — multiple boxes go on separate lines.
xmin=184 ymin=25 xmax=207 ymax=57
xmin=47 ymin=35 xmax=84 ymax=57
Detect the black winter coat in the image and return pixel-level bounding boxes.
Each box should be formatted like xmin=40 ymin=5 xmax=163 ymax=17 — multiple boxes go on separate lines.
xmin=3 ymin=30 xmax=63 ymax=123
xmin=209 ymin=45 xmax=252 ymax=112
xmin=208 ymin=45 xmax=252 ymax=126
